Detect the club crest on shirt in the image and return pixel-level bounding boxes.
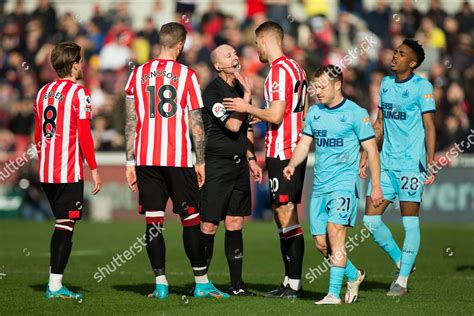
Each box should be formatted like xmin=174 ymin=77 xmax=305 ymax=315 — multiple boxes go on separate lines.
xmin=212 ymin=102 xmax=226 ymax=118
xmin=402 ymin=89 xmax=409 ymax=98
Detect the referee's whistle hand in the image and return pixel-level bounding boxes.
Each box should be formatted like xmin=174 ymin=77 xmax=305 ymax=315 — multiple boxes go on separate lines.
xmin=91 ymin=169 xmax=102 ymax=195
xmin=283 ymin=165 xmax=295 ymax=181
xmin=126 ymin=166 xmax=137 ymax=193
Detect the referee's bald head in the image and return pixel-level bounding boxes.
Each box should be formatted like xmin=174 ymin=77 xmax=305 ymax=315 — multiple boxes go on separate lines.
xmin=210 ymin=44 xmax=239 ymax=73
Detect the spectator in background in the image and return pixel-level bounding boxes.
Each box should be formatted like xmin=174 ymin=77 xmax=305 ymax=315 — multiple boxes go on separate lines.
xmin=365 ymin=0 xmax=391 ymax=47
xmin=426 ymin=0 xmax=448 ymax=29
xmin=31 ymin=0 xmax=57 ymax=36
xmin=398 ymin=0 xmax=422 ymax=38
xmin=416 ymin=17 xmax=446 ymax=50
xmin=455 ymin=1 xmax=474 ymax=34
xmin=99 ymin=32 xmax=132 ymax=71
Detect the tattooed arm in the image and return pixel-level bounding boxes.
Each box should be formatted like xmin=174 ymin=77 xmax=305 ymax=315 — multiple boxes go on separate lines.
xmin=189 ymin=108 xmax=206 ymax=187
xmin=125 ymin=96 xmax=138 ymax=192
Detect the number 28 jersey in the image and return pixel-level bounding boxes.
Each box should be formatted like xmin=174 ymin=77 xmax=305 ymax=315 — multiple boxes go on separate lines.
xmin=264 ymin=56 xmax=307 ymax=160
xmin=125 ymin=59 xmax=204 ymax=167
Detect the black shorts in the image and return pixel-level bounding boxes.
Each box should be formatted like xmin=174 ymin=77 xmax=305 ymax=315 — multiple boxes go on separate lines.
xmin=136 ymin=166 xmax=200 ymax=216
xmin=266 ymin=157 xmax=307 ymax=206
xmin=41 ymin=181 xmax=84 ymax=220
xmin=201 ymin=155 xmax=251 ymax=222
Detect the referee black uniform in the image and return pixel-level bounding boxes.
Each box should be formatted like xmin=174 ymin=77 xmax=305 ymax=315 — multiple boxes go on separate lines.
xmin=201 ymin=76 xmax=251 ymax=222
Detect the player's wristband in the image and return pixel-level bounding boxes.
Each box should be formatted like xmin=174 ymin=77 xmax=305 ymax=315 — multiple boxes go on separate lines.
xmin=247 ymin=156 xmax=256 ymax=161
xmin=126 ymin=160 xmax=136 ymax=166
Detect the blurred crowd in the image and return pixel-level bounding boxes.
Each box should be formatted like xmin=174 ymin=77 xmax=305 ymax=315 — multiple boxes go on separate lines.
xmin=1 ymin=0 xmax=473 ymax=161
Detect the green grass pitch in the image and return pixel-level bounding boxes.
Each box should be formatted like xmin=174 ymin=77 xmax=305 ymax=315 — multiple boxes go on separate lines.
xmin=0 ymin=220 xmax=473 ymax=315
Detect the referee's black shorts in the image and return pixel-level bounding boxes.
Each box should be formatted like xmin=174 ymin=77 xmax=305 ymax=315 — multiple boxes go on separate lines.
xmin=266 ymin=157 xmax=307 ymax=206
xmin=41 ymin=180 xmax=84 ymax=220
xmin=201 ymin=155 xmax=251 ymax=222
xmin=136 ymin=166 xmax=200 ymax=216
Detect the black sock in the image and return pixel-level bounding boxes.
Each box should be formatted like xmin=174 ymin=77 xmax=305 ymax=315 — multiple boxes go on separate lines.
xmin=201 ymin=232 xmax=215 ymax=267
xmin=145 ymin=223 xmax=166 ymax=274
xmin=50 ymin=229 xmax=73 ymax=274
xmin=225 ymin=230 xmax=243 ymax=288
xmin=280 ymin=237 xmax=290 ymax=280
xmin=286 ymin=234 xmax=304 ymax=281
xmin=183 ymin=224 xmax=207 ymax=275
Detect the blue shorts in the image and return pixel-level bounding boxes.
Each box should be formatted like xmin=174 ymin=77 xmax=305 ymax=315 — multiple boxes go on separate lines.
xmin=309 ymin=190 xmax=358 ymax=236
xmin=367 ymin=169 xmax=424 ymax=203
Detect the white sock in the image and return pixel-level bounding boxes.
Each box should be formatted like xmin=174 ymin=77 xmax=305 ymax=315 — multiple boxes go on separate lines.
xmin=193 ymin=267 xmax=209 ymax=284
xmin=283 ymin=275 xmax=289 ymax=286
xmin=155 ymin=275 xmax=168 ymax=285
xmin=48 ymin=273 xmax=63 ymax=291
xmin=195 ymin=274 xmax=209 ymax=284
xmin=396 ymin=275 xmax=408 ymax=288
xmin=396 ymin=261 xmax=401 ymax=269
xmin=288 ymin=278 xmax=301 ymax=291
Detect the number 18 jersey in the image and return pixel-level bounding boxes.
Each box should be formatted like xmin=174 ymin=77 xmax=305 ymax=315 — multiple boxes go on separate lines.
xmin=125 ymin=59 xmax=204 ymax=167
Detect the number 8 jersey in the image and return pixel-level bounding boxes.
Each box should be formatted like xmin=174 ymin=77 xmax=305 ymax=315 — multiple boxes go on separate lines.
xmin=33 ymin=79 xmax=96 ymax=183
xmin=264 ymin=56 xmax=307 ymax=160
xmin=124 ymin=59 xmax=204 ymax=167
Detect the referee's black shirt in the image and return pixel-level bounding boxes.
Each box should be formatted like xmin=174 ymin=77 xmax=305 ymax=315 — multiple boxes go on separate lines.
xmin=202 ymin=76 xmax=249 ymax=158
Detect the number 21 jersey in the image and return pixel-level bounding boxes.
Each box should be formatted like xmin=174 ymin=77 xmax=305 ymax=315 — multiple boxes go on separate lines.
xmin=125 ymin=59 xmax=204 ymax=167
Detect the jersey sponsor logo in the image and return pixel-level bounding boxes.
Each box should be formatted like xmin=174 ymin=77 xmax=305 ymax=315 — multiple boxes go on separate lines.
xmin=212 ymin=102 xmax=226 ymax=118
xmin=381 ymin=103 xmax=406 ymax=120
xmin=314 ymin=129 xmax=344 ymax=147
xmin=317 ymin=138 xmax=344 ymax=147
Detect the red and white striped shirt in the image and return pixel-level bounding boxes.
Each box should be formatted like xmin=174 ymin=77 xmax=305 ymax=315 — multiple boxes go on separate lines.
xmin=34 ymin=79 xmax=96 ymax=183
xmin=124 ymin=59 xmax=204 ymax=167
xmin=264 ymin=56 xmax=307 ymax=159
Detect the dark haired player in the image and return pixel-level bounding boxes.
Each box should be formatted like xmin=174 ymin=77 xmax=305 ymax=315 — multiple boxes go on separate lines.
xmin=34 ymin=41 xmax=102 ymax=300
xmin=200 ymin=44 xmax=262 ymax=296
xmin=361 ymin=39 xmax=437 ymax=296
xmin=224 ymin=21 xmax=308 ymax=298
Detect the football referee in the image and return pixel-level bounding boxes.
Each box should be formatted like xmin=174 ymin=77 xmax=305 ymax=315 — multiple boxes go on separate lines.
xmin=200 ymin=44 xmax=263 ymax=296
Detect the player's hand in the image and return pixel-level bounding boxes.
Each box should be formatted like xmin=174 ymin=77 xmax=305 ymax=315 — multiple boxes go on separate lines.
xmin=126 ymin=166 xmax=137 ymax=193
xmin=91 ymin=169 xmax=102 ymax=195
xmin=359 ymin=155 xmax=368 ymax=179
xmin=424 ymin=173 xmax=436 ymax=185
xmin=249 ymin=115 xmax=262 ymax=125
xmin=235 ymin=72 xmax=252 ymax=95
xmin=223 ymin=97 xmax=249 ymax=113
xmin=370 ymin=185 xmax=384 ymax=208
xmin=248 ymin=160 xmax=263 ymax=183
xmin=195 ymin=163 xmax=205 ymax=188
xmin=283 ymin=164 xmax=295 ymax=181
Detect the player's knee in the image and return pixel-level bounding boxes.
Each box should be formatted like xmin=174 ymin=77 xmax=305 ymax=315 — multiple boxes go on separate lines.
xmin=314 ymin=236 xmax=327 ymax=255
xmin=224 ymin=216 xmax=243 ymax=231
xmin=181 ymin=213 xmax=201 ymax=227
xmin=55 ymin=219 xmax=75 ymax=232
xmin=201 ymin=221 xmax=219 ymax=234
xmin=275 ymin=204 xmax=297 ymax=226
